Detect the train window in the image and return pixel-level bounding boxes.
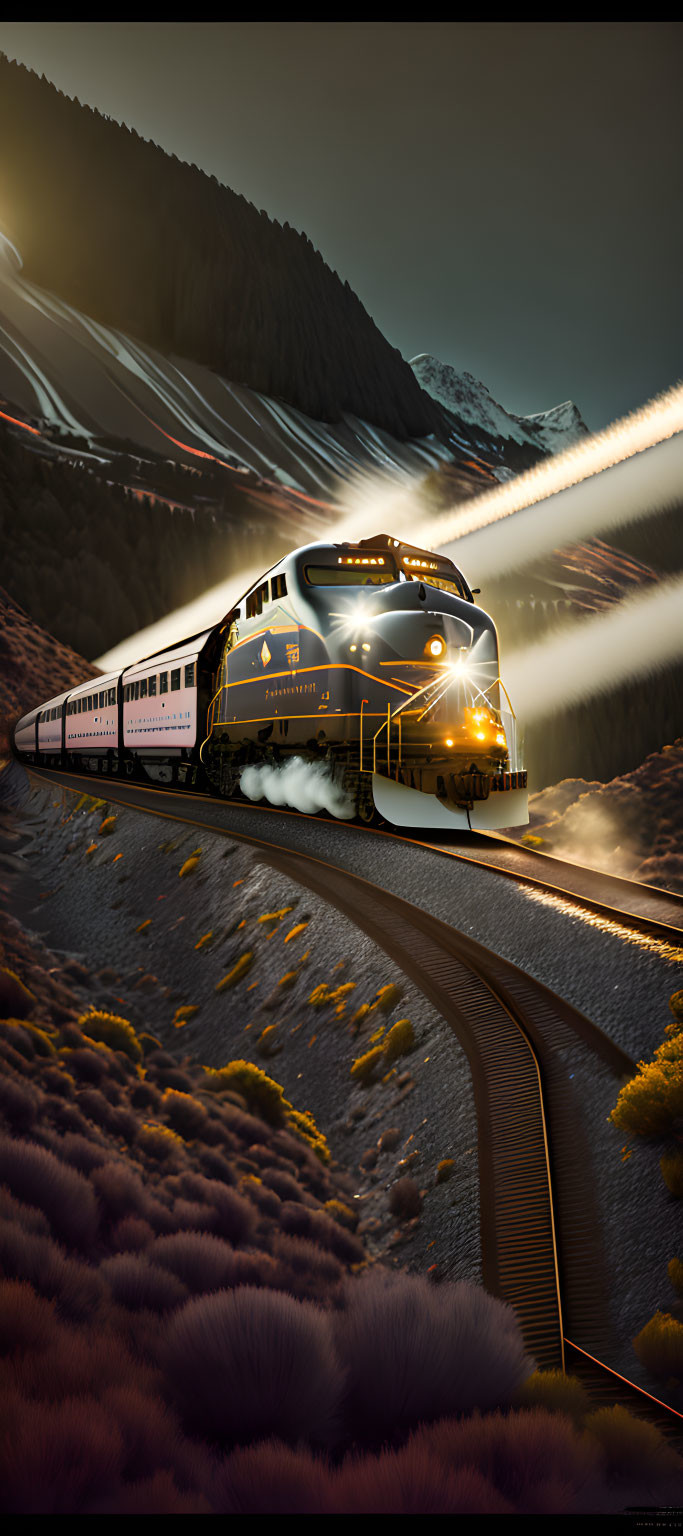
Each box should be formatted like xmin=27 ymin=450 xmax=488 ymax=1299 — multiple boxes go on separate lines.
xmin=159 ymin=672 xmax=168 ymax=694
xmin=99 ymin=691 xmax=105 ymax=708
xmin=246 ymin=582 xmax=268 ymax=619
xmin=304 ymin=565 xmax=396 ymax=586
xmin=140 ymin=678 xmax=148 ymax=699
xmin=148 ymin=676 xmax=157 ymax=697
xmin=412 ymin=572 xmax=470 ymax=600
xmin=134 ymin=681 xmax=140 ymax=700
xmin=184 ymin=663 xmax=195 ymax=688
xmin=77 ymin=699 xmax=82 ymax=713
xmin=271 ymin=573 xmax=287 ymax=600
xmin=170 ymin=668 xmax=181 ymax=691
xmin=108 ymin=687 xmax=116 ymax=705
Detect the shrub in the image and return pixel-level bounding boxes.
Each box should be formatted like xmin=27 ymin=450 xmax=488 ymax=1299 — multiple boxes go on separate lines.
xmin=98 ymin=815 xmax=117 ymax=836
xmin=383 ymin=1019 xmax=414 ymax=1063
xmin=162 ymin=1090 xmax=207 ymax=1139
xmin=436 ymin=1159 xmax=455 ymax=1184
xmin=179 ymin=850 xmax=201 ymax=877
xmin=371 ymin=984 xmax=404 ymax=1015
xmin=660 ymin=1151 xmax=683 ymax=1197
xmin=99 ymin=1254 xmax=188 ymax=1312
xmin=173 ymin=1006 xmax=199 ymax=1029
xmin=584 ymin=1403 xmax=682 ymax=1483
xmin=76 ymin=1011 xmax=142 ymax=1064
xmin=669 ymin=990 xmax=683 ymax=1024
xmin=389 ymin=1177 xmax=422 ymax=1220
xmin=514 ymin=1369 xmax=591 ymax=1424
xmin=0 ymin=968 xmax=35 ymax=1019
xmin=335 ymin=1270 xmax=533 ymax=1441
xmin=210 ymin=1440 xmax=336 ymax=1515
xmin=324 ymin=1199 xmax=358 ymax=1231
xmin=163 ymin=1286 xmax=344 ymax=1445
xmin=0 ymin=1072 xmax=39 ymax=1131
xmin=632 ymin=1311 xmax=683 ymax=1380
xmin=138 ymin=1123 xmax=184 ymax=1161
xmin=215 ymin=954 xmax=254 ymax=991
xmin=350 ymin=1047 xmax=384 ymax=1086
xmin=0 ymin=1135 xmax=99 ymax=1249
xmin=0 ymin=1279 xmax=58 ymax=1355
xmin=203 ymin=1063 xmax=285 ymax=1125
xmin=0 ymin=1395 xmax=125 ymax=1513
xmin=668 ymin=1258 xmax=683 ymax=1295
xmin=285 ymin=1107 xmax=330 ymax=1164
xmin=150 ymin=1231 xmax=238 ymax=1292
xmin=414 ymin=1406 xmax=601 ymax=1513
xmin=609 ymin=1060 xmax=683 ymax=1138
xmin=257 ymin=1025 xmax=281 ymax=1057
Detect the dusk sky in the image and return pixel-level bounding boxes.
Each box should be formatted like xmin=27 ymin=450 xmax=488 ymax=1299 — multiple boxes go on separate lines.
xmin=0 ymin=21 xmax=680 ymax=431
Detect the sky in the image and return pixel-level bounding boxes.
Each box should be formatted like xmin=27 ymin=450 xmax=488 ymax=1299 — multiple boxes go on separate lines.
xmin=0 ymin=21 xmax=681 ymax=431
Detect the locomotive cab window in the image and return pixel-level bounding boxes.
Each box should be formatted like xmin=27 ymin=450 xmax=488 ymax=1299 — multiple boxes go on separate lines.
xmin=304 ymin=565 xmax=396 ymax=586
xmin=108 ymin=687 xmax=116 ymax=705
xmin=246 ymin=582 xmax=269 ymax=619
xmin=184 ymin=663 xmax=195 ymax=688
xmin=271 ymin=574 xmax=287 ymax=600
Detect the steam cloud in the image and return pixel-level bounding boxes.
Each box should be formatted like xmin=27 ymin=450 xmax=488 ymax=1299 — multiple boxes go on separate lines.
xmin=504 ymin=573 xmax=683 ymax=723
xmin=240 ymin=757 xmax=356 ymax=819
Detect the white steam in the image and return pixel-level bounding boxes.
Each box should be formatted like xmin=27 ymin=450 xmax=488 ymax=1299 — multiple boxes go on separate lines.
xmin=504 ymin=573 xmax=683 ymax=723
xmin=240 ymin=757 xmax=356 ymax=819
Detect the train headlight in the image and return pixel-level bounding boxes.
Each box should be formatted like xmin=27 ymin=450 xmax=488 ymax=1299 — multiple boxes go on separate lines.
xmin=426 ymin=635 xmax=446 ymax=659
xmin=496 ymin=732 xmax=506 ymax=746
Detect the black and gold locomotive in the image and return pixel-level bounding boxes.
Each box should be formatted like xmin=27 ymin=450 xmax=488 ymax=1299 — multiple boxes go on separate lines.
xmin=14 ymin=534 xmax=527 ymax=829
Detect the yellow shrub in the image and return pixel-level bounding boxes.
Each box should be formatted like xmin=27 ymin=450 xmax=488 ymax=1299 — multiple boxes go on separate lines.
xmin=99 ymin=815 xmax=117 ymax=836
xmin=667 ymin=1257 xmax=683 ymax=1295
xmin=138 ymin=1121 xmax=183 ymax=1159
xmin=203 ymin=1060 xmax=286 ymax=1124
xmin=660 ymin=1151 xmax=683 ymax=1197
xmin=610 ymin=1061 xmax=683 ymax=1138
xmin=435 ymin=1158 xmax=455 ymax=1184
xmin=195 ymin=931 xmax=214 ymax=949
xmin=585 ymin=1403 xmax=681 ymax=1481
xmin=350 ymin=1046 xmax=385 ymax=1085
xmin=383 ymin=1018 xmax=414 ymax=1062
xmin=370 ymin=984 xmax=403 ymax=1015
xmin=76 ymin=1010 xmax=142 ymax=1063
xmin=284 ymin=922 xmax=309 ymax=944
xmin=258 ymin=907 xmax=293 ymax=923
xmin=179 ymin=849 xmax=202 ymax=877
xmin=173 ymin=1005 xmax=199 ymax=1029
xmin=632 ymin=1310 xmax=683 ymax=1380
xmin=215 ymin=953 xmax=254 ymax=991
xmin=515 ymin=1369 xmax=590 ymax=1424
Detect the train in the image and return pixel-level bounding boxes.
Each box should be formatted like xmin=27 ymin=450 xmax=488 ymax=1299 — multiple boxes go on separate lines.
xmin=13 ymin=533 xmax=528 ymax=830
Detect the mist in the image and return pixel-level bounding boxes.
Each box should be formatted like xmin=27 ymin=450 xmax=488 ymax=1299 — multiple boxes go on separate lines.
xmin=504 ymin=573 xmax=683 ymax=724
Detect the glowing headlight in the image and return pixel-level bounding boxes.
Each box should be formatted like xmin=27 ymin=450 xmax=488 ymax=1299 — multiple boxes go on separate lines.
xmin=445 ymin=738 xmax=454 ymax=747
xmin=496 ymin=732 xmax=506 ymax=746
xmin=426 ymin=635 xmax=446 ymax=659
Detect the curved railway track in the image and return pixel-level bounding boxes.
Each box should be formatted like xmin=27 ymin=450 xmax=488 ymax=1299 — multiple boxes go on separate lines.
xmin=18 ymin=765 xmax=683 ymax=1441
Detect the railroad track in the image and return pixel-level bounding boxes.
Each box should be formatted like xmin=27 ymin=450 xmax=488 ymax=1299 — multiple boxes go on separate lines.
xmin=16 ymin=764 xmax=683 ymax=1442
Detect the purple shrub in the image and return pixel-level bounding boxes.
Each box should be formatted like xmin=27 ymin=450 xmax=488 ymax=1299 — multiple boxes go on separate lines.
xmin=150 ymin=1231 xmax=238 ymax=1292
xmin=40 ymin=1065 xmax=75 ymax=1098
xmin=388 ymin=1176 xmax=423 ymax=1220
xmin=210 ymin=1440 xmax=336 ymax=1514
xmin=307 ymin=1210 xmax=365 ymax=1266
xmin=163 ymin=1286 xmax=344 ymax=1445
xmin=0 ymin=1219 xmax=104 ymax=1321
xmin=0 ymin=1071 xmax=39 ymax=1130
xmin=198 ymin=1148 xmax=237 ymax=1182
xmin=99 ymin=1254 xmax=188 ymax=1312
xmin=42 ymin=1097 xmax=91 ymax=1136
xmin=55 ymin=1133 xmax=109 ymax=1173
xmin=0 ymin=1279 xmax=57 ymax=1354
xmin=96 ymin=1384 xmax=185 ymax=1480
xmin=335 ymin=1270 xmax=534 ymax=1442
xmin=331 ymin=1444 xmax=514 ymax=1514
xmin=0 ymin=1037 xmax=33 ymax=1075
xmin=261 ymin=1167 xmax=309 ymax=1203
xmin=0 ymin=1395 xmax=125 ymax=1513
xmin=272 ymin=1234 xmax=344 ymax=1298
xmin=84 ymin=1469 xmax=211 ymax=1515
xmin=279 ymin=1200 xmax=313 ymax=1238
xmin=0 ymin=1186 xmax=51 ymax=1235
xmin=76 ymin=1087 xmax=132 ymax=1136
xmin=92 ymin=1160 xmax=156 ymax=1223
xmin=0 ymin=1135 xmax=99 ymax=1248
xmin=64 ymin=1047 xmax=110 ymax=1085
xmin=110 ymin=1215 xmax=154 ymax=1252
xmin=170 ymin=1198 xmax=216 ymax=1231
xmin=413 ymin=1408 xmax=603 ymax=1514
xmin=130 ymin=1081 xmax=161 ymax=1111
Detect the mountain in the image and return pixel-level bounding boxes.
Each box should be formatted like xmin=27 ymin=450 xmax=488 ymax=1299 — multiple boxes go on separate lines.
xmin=410 ymin=353 xmax=589 ymax=472
xmin=0 ymin=54 xmax=444 ymax=443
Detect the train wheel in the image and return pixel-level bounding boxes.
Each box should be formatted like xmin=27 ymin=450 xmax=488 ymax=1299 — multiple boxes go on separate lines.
xmin=355 ymin=777 xmax=376 ymax=824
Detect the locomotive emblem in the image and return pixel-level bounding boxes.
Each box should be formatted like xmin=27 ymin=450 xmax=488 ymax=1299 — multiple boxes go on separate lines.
xmin=260 ymin=639 xmax=271 ymax=667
